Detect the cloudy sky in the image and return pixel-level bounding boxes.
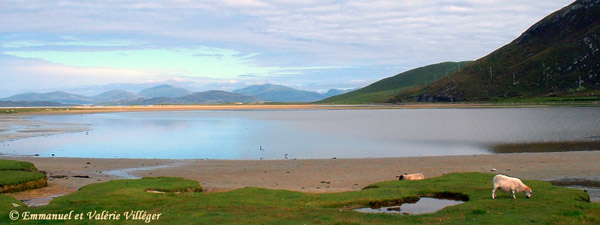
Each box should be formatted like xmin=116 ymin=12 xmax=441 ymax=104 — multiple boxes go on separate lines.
xmin=0 ymin=0 xmax=574 ymax=97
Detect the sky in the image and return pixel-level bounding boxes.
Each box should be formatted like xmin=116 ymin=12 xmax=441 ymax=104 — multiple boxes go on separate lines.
xmin=0 ymin=0 xmax=575 ymax=97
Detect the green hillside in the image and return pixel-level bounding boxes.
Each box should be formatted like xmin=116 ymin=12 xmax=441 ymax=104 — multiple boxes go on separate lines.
xmin=392 ymin=0 xmax=600 ymax=103
xmin=319 ymin=61 xmax=472 ymax=104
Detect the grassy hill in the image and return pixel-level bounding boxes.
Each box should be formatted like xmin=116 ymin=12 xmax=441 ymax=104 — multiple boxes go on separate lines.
xmin=319 ymin=61 xmax=472 ymax=104
xmin=391 ymin=0 xmax=600 ymax=103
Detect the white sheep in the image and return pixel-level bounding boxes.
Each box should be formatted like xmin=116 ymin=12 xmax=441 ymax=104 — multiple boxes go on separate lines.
xmin=492 ymin=174 xmax=532 ymax=199
xmin=396 ymin=173 xmax=424 ymax=180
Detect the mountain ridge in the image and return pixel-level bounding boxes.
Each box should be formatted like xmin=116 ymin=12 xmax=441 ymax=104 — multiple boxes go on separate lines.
xmin=233 ymin=83 xmax=350 ymax=102
xmin=138 ymin=84 xmax=193 ymax=98
xmin=319 ymin=61 xmax=472 ymax=104
xmin=391 ymin=0 xmax=600 ymax=102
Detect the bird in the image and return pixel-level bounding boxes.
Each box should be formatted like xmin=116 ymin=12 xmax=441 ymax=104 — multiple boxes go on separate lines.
xmin=259 ymin=145 xmax=265 ymax=151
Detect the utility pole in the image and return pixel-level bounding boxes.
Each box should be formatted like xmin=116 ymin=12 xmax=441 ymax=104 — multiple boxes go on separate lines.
xmin=489 ymin=66 xmax=493 ymax=79
xmin=579 ymin=76 xmax=582 ymax=89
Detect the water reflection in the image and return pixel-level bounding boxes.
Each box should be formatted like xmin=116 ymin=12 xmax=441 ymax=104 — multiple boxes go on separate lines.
xmin=353 ymin=197 xmax=465 ymax=215
xmin=0 ymin=107 xmax=598 ymax=159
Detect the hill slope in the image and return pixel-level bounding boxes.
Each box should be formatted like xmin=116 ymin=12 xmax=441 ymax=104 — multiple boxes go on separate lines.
xmin=93 ymin=90 xmax=138 ymax=102
xmin=233 ymin=84 xmax=325 ymax=102
xmin=392 ymin=0 xmax=600 ymax=102
xmin=177 ymin=91 xmax=261 ymax=104
xmin=1 ymin=91 xmax=95 ymax=104
xmin=138 ymin=85 xmax=193 ymax=98
xmin=320 ymin=61 xmax=472 ymax=104
xmin=102 ymin=90 xmax=260 ymax=105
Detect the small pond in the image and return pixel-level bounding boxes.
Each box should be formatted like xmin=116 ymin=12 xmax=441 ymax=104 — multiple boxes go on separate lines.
xmin=353 ymin=197 xmax=465 ymax=215
xmin=549 ymin=178 xmax=600 ymax=203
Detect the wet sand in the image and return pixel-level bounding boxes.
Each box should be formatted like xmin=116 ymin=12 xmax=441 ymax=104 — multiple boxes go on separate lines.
xmin=3 ymin=150 xmax=599 ymax=205
xmin=0 ymin=116 xmax=89 ymax=143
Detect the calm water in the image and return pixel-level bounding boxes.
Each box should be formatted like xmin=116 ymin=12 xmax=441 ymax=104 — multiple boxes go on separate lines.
xmin=353 ymin=197 xmax=465 ymax=215
xmin=1 ymin=107 xmax=599 ymax=159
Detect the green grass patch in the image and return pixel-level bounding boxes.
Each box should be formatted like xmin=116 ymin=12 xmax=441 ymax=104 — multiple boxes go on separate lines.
xmin=0 ymin=159 xmax=37 ymax=171
xmin=0 ymin=108 xmax=82 ymax=114
xmin=0 ymin=159 xmax=47 ymax=193
xmin=1 ymin=172 xmax=598 ymax=224
xmin=0 ymin=171 xmax=46 ymax=186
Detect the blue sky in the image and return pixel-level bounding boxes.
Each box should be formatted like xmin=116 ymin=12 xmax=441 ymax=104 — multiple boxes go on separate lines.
xmin=0 ymin=0 xmax=574 ymax=97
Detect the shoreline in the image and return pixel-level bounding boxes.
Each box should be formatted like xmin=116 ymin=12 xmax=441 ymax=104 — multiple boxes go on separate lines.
xmin=1 ymin=103 xmax=598 ymax=116
xmin=3 ymin=150 xmax=599 ymax=205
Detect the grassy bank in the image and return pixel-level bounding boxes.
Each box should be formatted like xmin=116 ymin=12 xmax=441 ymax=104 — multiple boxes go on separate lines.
xmin=1 ymin=172 xmax=598 ymax=224
xmin=0 ymin=160 xmax=47 ymax=193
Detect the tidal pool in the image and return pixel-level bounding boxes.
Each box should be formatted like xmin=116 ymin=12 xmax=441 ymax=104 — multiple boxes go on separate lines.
xmin=353 ymin=197 xmax=465 ymax=215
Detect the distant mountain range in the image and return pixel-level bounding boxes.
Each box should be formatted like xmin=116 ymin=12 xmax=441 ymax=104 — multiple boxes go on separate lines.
xmin=0 ymin=101 xmax=78 ymax=107
xmin=233 ymin=83 xmax=351 ymax=102
xmin=319 ymin=61 xmax=472 ymax=104
xmin=2 ymin=91 xmax=96 ymax=105
xmin=138 ymin=84 xmax=193 ymax=98
xmin=92 ymin=90 xmax=139 ymax=102
xmin=0 ymin=84 xmax=350 ymax=106
xmin=104 ymin=90 xmax=261 ymax=105
xmin=391 ymin=0 xmax=600 ymax=102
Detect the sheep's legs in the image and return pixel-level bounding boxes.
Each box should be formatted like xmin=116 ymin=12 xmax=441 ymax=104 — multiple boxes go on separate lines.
xmin=492 ymin=187 xmax=497 ymax=199
xmin=511 ymin=190 xmax=516 ymax=199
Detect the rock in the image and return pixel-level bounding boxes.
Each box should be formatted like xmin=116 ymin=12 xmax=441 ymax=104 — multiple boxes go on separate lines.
xmin=387 ymin=206 xmax=401 ymax=211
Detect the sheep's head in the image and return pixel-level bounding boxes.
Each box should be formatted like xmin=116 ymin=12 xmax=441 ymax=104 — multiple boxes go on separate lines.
xmin=525 ymin=186 xmax=532 ymax=198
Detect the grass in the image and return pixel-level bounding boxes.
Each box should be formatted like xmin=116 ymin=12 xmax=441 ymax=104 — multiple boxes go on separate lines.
xmin=1 ymin=172 xmax=598 ymax=224
xmin=0 ymin=108 xmax=83 ymax=114
xmin=0 ymin=171 xmax=46 ymax=186
xmin=319 ymin=61 xmax=472 ymax=104
xmin=0 ymin=159 xmax=37 ymax=171
xmin=0 ymin=159 xmax=47 ymax=193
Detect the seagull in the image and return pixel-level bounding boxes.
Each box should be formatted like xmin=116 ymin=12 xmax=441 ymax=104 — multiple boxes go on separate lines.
xmin=259 ymin=145 xmax=265 ymax=151
xmin=284 ymin=153 xmax=288 ymax=160
xmin=11 ymin=203 xmax=20 ymax=207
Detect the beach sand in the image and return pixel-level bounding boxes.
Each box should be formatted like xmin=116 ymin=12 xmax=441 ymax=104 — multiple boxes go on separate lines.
xmin=3 ymin=151 xmax=599 ymax=205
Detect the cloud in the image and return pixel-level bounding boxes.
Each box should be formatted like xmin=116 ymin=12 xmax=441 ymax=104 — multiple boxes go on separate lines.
xmin=0 ymin=0 xmax=576 ymax=94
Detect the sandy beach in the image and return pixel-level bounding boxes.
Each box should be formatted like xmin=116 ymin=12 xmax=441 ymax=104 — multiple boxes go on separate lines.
xmin=3 ymin=151 xmax=599 ymax=205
